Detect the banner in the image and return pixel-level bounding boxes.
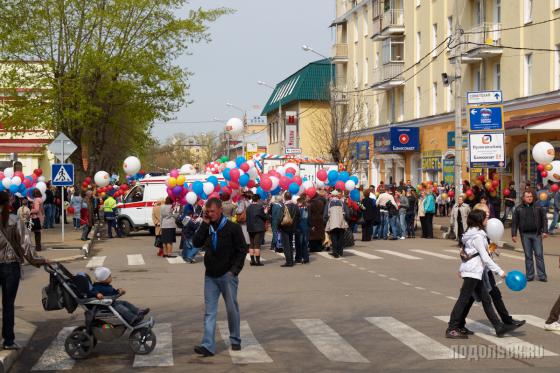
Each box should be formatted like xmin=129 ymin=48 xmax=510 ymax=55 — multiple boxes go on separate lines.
xmin=285 ymin=124 xmax=297 ymax=148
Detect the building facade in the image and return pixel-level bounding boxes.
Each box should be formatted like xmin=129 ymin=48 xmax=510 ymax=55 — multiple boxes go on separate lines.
xmin=332 ymin=0 xmax=560 ymax=192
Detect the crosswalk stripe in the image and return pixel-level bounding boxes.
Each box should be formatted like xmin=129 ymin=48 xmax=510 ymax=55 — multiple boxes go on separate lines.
xmin=133 ymin=323 xmax=173 ymax=367
xmin=86 ymin=256 xmax=106 ymax=269
xmin=376 ymin=250 xmax=422 ymax=260
xmin=345 ymin=249 xmax=383 ymax=260
xmin=514 ymin=315 xmax=560 ymax=335
xmin=315 ymin=252 xmax=336 ymax=260
xmin=246 ymin=256 xmax=266 ymax=262
xmin=410 ymin=249 xmax=455 ymax=260
xmin=127 ymin=254 xmax=145 ymax=266
xmin=444 ymin=249 xmax=459 ymax=254
xmin=166 ymin=256 xmax=186 ymax=264
xmin=497 ymin=253 xmax=524 ymax=260
xmin=366 ymin=317 xmax=460 ymax=360
xmin=218 ymin=320 xmax=273 ymax=363
xmin=32 ymin=327 xmax=75 ymax=371
xmin=434 ymin=316 xmax=558 ymax=357
xmin=292 ymin=319 xmax=369 ymax=363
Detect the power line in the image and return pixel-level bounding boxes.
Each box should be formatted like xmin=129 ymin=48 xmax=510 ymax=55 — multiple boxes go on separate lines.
xmin=461 ymin=41 xmax=559 ymax=53
xmin=462 ymin=16 xmax=560 ymax=34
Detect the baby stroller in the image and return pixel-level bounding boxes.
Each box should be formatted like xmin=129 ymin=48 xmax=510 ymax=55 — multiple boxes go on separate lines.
xmin=42 ymin=262 xmax=156 ymax=359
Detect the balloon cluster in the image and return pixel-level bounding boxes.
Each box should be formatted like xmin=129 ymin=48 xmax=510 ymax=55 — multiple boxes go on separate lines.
xmin=222 ymin=156 xmax=259 ymax=193
xmin=316 ymin=167 xmax=361 ymax=201
xmin=123 ymin=156 xmax=145 ymax=183
xmin=532 ymin=142 xmax=560 ymax=197
xmin=205 ymin=161 xmax=221 ymax=174
xmin=0 ymin=167 xmax=46 ymax=200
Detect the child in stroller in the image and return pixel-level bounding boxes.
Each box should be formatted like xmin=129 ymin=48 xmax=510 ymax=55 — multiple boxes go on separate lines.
xmin=90 ymin=267 xmax=150 ymax=326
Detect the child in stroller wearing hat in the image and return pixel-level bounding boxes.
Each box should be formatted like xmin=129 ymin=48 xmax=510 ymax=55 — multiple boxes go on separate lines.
xmin=90 ymin=267 xmax=150 ymax=325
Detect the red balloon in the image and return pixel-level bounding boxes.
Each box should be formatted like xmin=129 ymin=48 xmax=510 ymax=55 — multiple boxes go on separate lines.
xmin=209 ymin=192 xmax=220 ymax=199
xmin=82 ymin=181 xmax=88 ymax=188
xmin=448 ymin=190 xmax=455 ymax=198
xmin=222 ymin=186 xmax=232 ymax=195
xmin=31 ymin=173 xmax=38 ymax=181
xmin=466 ymin=189 xmax=474 ymax=197
xmin=67 ymin=206 xmax=75 ymax=214
xmin=85 ymin=177 xmax=92 ymax=183
xmin=433 ymin=187 xmax=438 ymax=194
xmin=503 ymin=188 xmax=511 ymax=196
xmin=23 ymin=178 xmax=32 ymax=188
xmin=14 ymin=171 xmax=24 ymax=179
xmin=260 ymin=177 xmax=272 ymax=191
xmin=317 ymin=169 xmax=328 ymax=181
xmin=552 ymin=184 xmax=560 ymax=193
xmin=268 ymin=170 xmax=280 ymax=178
xmin=240 ymin=163 xmax=250 ymax=172
xmin=491 ymin=180 xmax=499 ymax=188
xmin=286 ymin=167 xmax=297 ymax=176
xmin=247 ymin=180 xmax=256 ymax=188
xmin=229 ymin=181 xmax=240 ymax=190
xmin=542 ymin=171 xmax=549 ymax=178
xmin=292 ymin=175 xmax=302 ymax=186
xmin=305 ymin=187 xmax=317 ymax=198
xmin=214 ymin=184 xmax=221 ymax=193
xmin=335 ymin=181 xmax=345 ymax=191
xmin=537 ymin=164 xmax=545 ymax=172
xmin=229 ymin=168 xmax=240 ymax=182
xmin=279 ymin=176 xmax=291 ymax=190
xmin=35 ymin=169 xmax=43 ymax=176
xmin=478 ymin=175 xmax=485 ymax=182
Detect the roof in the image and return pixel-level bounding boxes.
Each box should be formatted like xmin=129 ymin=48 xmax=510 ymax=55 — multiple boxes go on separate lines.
xmin=261 ymin=59 xmax=334 ymax=116
xmin=505 ymin=110 xmax=560 ymax=130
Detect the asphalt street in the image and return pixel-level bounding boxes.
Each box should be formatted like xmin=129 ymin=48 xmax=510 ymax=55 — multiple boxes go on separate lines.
xmin=12 ymin=233 xmax=560 ymax=373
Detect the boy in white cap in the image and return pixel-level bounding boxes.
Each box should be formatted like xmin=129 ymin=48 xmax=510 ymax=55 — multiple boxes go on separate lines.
xmin=89 ymin=267 xmax=150 ymax=325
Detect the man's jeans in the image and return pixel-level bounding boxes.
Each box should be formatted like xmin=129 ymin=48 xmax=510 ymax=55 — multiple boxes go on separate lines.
xmin=43 ymin=203 xmax=55 ymax=228
xmin=182 ymin=238 xmax=200 ymax=260
xmin=81 ymin=225 xmax=92 ymax=240
xmin=114 ymin=300 xmax=140 ymax=325
xmin=389 ymin=215 xmax=400 ymax=238
xmin=281 ymin=232 xmax=295 ymax=265
xmin=399 ymin=210 xmax=407 ymax=238
xmin=520 ymin=233 xmax=547 ymax=280
xmin=295 ymin=226 xmax=309 ymax=262
xmin=379 ymin=211 xmax=389 ymax=239
xmin=549 ymin=208 xmax=559 ymax=232
xmin=0 ymin=263 xmax=21 ymax=346
xmin=201 ymin=273 xmax=241 ymax=354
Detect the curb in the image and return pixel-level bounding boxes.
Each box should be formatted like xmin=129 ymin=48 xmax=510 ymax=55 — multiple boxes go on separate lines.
xmin=0 ymin=318 xmax=37 ymax=373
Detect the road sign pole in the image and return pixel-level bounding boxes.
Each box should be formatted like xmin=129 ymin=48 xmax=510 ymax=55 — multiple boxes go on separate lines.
xmin=61 ymin=142 xmax=65 ymax=243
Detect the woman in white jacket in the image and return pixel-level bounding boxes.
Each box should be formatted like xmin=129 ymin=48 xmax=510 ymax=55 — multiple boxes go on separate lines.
xmin=446 ymin=209 xmax=517 ymax=339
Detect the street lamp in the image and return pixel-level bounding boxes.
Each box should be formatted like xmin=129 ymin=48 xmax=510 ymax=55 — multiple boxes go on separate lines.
xmin=301 ymin=44 xmax=334 ymax=90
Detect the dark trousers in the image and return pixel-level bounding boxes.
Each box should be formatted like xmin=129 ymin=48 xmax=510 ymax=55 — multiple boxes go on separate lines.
xmin=448 ymin=277 xmax=501 ymax=331
xmin=114 ymin=300 xmax=140 ymax=325
xmin=34 ymin=231 xmax=42 ymax=251
xmin=295 ymin=228 xmax=309 ymax=262
xmin=0 ymin=263 xmax=21 ymax=346
xmin=308 ymin=240 xmax=323 ymax=252
xmin=362 ymin=220 xmax=374 ymax=241
xmin=424 ymin=213 xmax=434 ymax=238
xmin=546 ymin=295 xmax=560 ymax=324
xmin=81 ymin=225 xmax=92 ymax=240
xmin=487 ymin=272 xmax=513 ymax=324
xmin=520 ymin=233 xmax=547 ymax=280
xmin=329 ymin=228 xmax=345 ymax=256
xmin=281 ymin=232 xmax=295 ymax=265
xmin=419 ymin=216 xmax=427 ymax=238
xmin=405 ymin=212 xmax=415 ymax=237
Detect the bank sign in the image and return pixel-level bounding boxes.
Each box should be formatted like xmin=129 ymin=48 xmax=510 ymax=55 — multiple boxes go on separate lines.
xmin=390 ymin=127 xmax=419 ymax=151
xmin=468 ymin=132 xmax=506 ymax=168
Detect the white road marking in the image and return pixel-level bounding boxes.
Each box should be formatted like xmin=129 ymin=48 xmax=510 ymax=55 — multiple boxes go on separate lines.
xmin=345 ymin=249 xmax=383 ymax=260
xmin=166 ymin=256 xmax=186 ymax=264
xmin=133 ymin=323 xmax=173 ymax=367
xmin=366 ymin=317 xmax=461 ymax=360
xmin=86 ymin=256 xmax=106 ymax=268
xmin=218 ymin=321 xmax=273 ymax=363
xmin=389 ymin=277 xmax=398 ymax=281
xmin=32 ymin=327 xmax=76 ymax=371
xmin=430 ymin=291 xmax=442 ymax=295
xmin=410 ymin=249 xmax=455 ymax=260
xmin=368 ymin=270 xmax=377 ymax=274
xmin=315 ymin=252 xmax=335 ymax=260
xmin=415 ymin=286 xmax=425 ymax=290
xmin=402 ymin=282 xmax=411 ymax=286
xmin=349 ymin=263 xmax=358 ymax=267
xmin=292 ymin=319 xmax=369 ymax=363
xmin=444 ymin=249 xmax=459 ymax=254
xmin=434 ymin=316 xmax=558 ymax=358
xmin=376 ymin=250 xmax=422 ymax=260
xmin=358 ymin=267 xmax=366 ymax=270
xmin=514 ymin=314 xmax=560 ymax=336
xmin=127 ymin=254 xmax=145 ymax=266
xmin=378 ymin=274 xmax=388 ymax=278
xmin=498 ymin=253 xmax=524 ymax=260
xmin=446 ymin=296 xmax=457 ymax=300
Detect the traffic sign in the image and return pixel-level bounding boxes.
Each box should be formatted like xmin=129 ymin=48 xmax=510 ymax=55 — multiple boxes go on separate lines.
xmin=468 ymin=105 xmax=504 ymax=132
xmin=467 ymin=90 xmax=503 ymax=105
xmin=47 ymin=133 xmax=77 ymax=162
xmin=285 ymin=148 xmax=302 ymax=155
xmin=51 ymin=164 xmax=74 ymax=186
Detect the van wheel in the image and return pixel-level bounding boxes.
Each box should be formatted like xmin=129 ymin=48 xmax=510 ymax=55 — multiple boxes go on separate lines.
xmin=119 ymin=219 xmax=132 ymax=236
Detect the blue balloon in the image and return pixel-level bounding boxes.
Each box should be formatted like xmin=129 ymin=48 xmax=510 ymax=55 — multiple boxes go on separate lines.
xmin=338 ymin=171 xmax=350 ymax=182
xmin=505 ymin=270 xmax=527 ymax=292
xmin=18 ymin=183 xmax=25 ymax=192
xmin=350 ymin=189 xmax=360 ymax=202
xmin=328 ymin=179 xmax=337 ymax=187
xmin=256 ymin=187 xmax=267 ymax=200
xmin=271 ymin=187 xmax=281 ymax=196
xmin=220 ymin=181 xmax=228 ymax=188
xmin=207 ymin=175 xmax=218 ymax=186
xmin=183 ymin=182 xmax=189 ymax=189
xmin=302 ymin=177 xmax=308 ymax=182
xmin=9 ymin=184 xmax=18 ymax=194
xmin=350 ymin=176 xmax=359 ymax=185
xmin=328 ymin=170 xmax=339 ymax=182
xmin=235 ymin=156 xmax=246 ymax=168
xmin=285 ymin=172 xmax=294 ymax=179
xmin=20 ymin=187 xmax=27 ymax=196
xmin=0 ymin=184 xmax=4 ymax=192
xmin=288 ymin=182 xmax=300 ymax=194
xmin=223 ymin=168 xmax=231 ymax=181
xmin=192 ymin=181 xmax=204 ymax=195
xmin=238 ymin=174 xmax=250 ymax=187
xmin=200 ymin=192 xmax=208 ymax=200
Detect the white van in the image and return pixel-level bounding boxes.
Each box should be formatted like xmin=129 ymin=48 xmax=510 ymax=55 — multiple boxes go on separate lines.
xmin=116 ymin=174 xmax=222 ymax=235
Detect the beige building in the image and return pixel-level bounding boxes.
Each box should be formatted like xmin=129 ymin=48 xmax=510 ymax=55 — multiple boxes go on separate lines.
xmin=333 ymin=0 xmax=560 ymax=191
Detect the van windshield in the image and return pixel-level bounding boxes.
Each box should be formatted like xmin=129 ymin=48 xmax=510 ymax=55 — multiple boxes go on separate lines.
xmin=126 ymin=186 xmax=144 ymax=203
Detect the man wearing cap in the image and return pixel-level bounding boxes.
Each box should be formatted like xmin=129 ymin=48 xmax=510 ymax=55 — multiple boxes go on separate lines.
xmin=192 ymin=198 xmax=247 ymax=357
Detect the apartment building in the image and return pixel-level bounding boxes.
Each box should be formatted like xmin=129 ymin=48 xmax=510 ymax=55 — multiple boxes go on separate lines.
xmin=332 ymin=0 xmax=560 ymax=191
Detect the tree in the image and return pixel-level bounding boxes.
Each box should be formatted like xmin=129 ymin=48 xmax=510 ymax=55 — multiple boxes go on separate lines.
xmin=0 ymin=0 xmax=230 ymax=178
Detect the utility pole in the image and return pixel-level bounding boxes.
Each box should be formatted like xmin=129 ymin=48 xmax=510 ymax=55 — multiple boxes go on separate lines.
xmin=454 ymin=8 xmax=463 ymax=195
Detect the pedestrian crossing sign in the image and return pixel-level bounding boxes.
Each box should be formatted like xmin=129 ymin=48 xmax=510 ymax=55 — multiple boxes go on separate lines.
xmin=51 ymin=164 xmax=74 ymax=186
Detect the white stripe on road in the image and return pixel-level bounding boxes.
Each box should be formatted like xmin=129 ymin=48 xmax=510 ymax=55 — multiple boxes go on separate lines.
xmin=410 ymin=249 xmax=455 ymax=260
xmin=315 ymin=252 xmax=335 ymax=260
xmin=376 ymin=250 xmax=422 ymax=260
xmin=245 ymin=256 xmax=266 ymax=262
xmin=498 ymin=253 xmax=524 ymax=260
xmin=514 ymin=315 xmax=560 ymax=336
xmin=133 ymin=323 xmax=173 ymax=367
xmin=166 ymin=256 xmax=186 ymax=264
xmin=86 ymin=256 xmax=106 ymax=268
xmin=218 ymin=320 xmax=273 ymax=363
xmin=434 ymin=316 xmax=558 ymax=357
xmin=345 ymin=249 xmax=383 ymax=260
xmin=366 ymin=317 xmax=461 ymax=360
xmin=444 ymin=249 xmax=459 ymax=254
xmin=127 ymin=254 xmax=145 ymax=266
xmin=292 ymin=319 xmax=369 ymax=363
xmin=32 ymin=327 xmax=75 ymax=371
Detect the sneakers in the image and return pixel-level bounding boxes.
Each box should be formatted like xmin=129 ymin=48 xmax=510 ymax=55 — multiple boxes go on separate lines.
xmin=544 ymin=322 xmax=560 ymax=331
xmin=445 ymin=329 xmax=468 ymax=339
xmin=399 ymin=236 xmax=406 ymax=240
xmin=459 ymin=327 xmax=474 ymax=335
xmin=231 ymin=343 xmax=241 ymax=351
xmin=495 ymin=323 xmax=518 ymax=337
xmin=2 ymin=342 xmax=21 ymax=350
xmin=194 ymin=345 xmax=214 ymax=357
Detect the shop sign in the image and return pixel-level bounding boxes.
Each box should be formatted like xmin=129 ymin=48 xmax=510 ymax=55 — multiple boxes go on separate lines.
xmin=352 ymin=141 xmax=370 ymax=160
xmin=422 ymin=150 xmax=442 ymax=171
xmin=374 ymin=132 xmax=391 ymax=154
xmin=443 ymin=159 xmax=455 ymax=185
xmin=447 ymin=131 xmax=469 ymax=148
xmin=390 ymin=127 xmax=419 ymax=151
xmin=468 ymin=132 xmax=505 ymax=168
xmin=285 ymin=125 xmax=297 ymax=148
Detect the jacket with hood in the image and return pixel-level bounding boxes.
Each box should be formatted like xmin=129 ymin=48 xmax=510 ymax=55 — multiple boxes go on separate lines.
xmin=460 ymin=228 xmax=504 ymax=280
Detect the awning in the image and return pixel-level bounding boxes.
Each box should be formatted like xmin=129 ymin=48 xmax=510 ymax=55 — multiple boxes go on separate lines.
xmin=506 ymin=110 xmax=560 ymax=131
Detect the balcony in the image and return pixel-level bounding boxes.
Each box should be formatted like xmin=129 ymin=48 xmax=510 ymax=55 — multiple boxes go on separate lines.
xmin=371 ymin=62 xmax=404 ymax=90
xmin=451 ymin=22 xmax=502 ymax=63
xmin=333 ymin=76 xmax=349 ymax=104
xmin=371 ymin=8 xmax=404 ymax=40
xmin=332 ymin=43 xmax=349 ymax=63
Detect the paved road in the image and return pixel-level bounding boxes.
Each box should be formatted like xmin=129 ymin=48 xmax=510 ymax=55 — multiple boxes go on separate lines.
xmin=13 ymin=234 xmax=560 ymax=372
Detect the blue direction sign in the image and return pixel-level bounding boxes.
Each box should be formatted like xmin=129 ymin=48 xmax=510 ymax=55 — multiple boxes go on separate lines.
xmin=51 ymin=164 xmax=74 ymax=187
xmin=468 ymin=105 xmax=504 ymax=132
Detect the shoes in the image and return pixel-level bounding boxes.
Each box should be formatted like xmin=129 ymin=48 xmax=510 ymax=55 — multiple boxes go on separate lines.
xmin=2 ymin=342 xmax=21 ymax=350
xmin=194 ymin=345 xmax=214 ymax=357
xmin=459 ymin=327 xmax=474 ymax=335
xmin=332 ymin=254 xmax=340 ymax=258
xmin=527 ymin=278 xmax=534 ymax=282
xmin=295 ymin=259 xmax=303 ymax=264
xmin=445 ymin=329 xmax=468 ymax=339
xmin=186 ymin=258 xmax=196 ymax=264
xmin=507 ymin=319 xmax=526 ymax=327
xmin=132 ymin=314 xmax=145 ymax=325
xmin=249 ymin=262 xmax=255 ymax=266
xmin=544 ymin=321 xmax=560 ymax=331
xmin=539 ymin=278 xmax=548 ymax=282
xmin=399 ymin=236 xmax=406 ymax=240
xmin=254 ymin=262 xmax=264 ymax=266
xmin=164 ymin=254 xmax=177 ymax=258
xmin=231 ymin=343 xmax=241 ymax=351
xmin=302 ymin=260 xmax=309 ymax=264
xmin=280 ymin=264 xmax=293 ymax=267
xmin=495 ymin=323 xmax=517 ymax=337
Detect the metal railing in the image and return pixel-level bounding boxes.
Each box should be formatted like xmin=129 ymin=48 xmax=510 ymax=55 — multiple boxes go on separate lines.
xmin=461 ymin=22 xmax=502 ymax=54
xmin=372 ymin=62 xmax=404 ymax=84
xmin=382 ymin=9 xmax=404 ymax=28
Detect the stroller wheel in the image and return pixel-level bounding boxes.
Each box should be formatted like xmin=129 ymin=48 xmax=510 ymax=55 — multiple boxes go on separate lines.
xmin=65 ymin=327 xmax=95 ymax=360
xmin=129 ymin=327 xmax=157 ymax=355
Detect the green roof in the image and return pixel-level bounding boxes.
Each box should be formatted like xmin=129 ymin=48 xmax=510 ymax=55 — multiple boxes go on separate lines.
xmin=261 ymin=59 xmax=334 ymax=116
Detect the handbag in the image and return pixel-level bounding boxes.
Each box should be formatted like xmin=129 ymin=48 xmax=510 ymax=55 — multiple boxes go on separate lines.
xmin=154 ymin=235 xmax=163 ymax=249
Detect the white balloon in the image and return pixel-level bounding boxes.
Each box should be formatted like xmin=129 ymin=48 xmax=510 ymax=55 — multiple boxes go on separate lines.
xmin=532 ymin=141 xmax=555 ymax=165
xmin=38 ymin=176 xmax=46 ymax=182
xmin=298 ymin=184 xmax=305 ymax=195
xmin=41 ymin=191 xmax=46 ymax=202
xmin=276 ymin=166 xmax=286 ymax=176
xmin=2 ymin=178 xmax=12 ymax=189
xmin=247 ymin=160 xmax=255 ymax=168
xmin=345 ymin=180 xmax=356 ymax=191
xmin=225 ymin=117 xmax=244 ymax=137
xmin=226 ymin=161 xmax=236 ymax=169
xmin=291 ymin=195 xmax=299 ymax=203
xmin=302 ymin=180 xmax=314 ymax=190
xmin=11 ymin=176 xmax=22 ymax=186
xmin=270 ymin=176 xmax=280 ymax=190
xmin=486 ymin=218 xmax=505 ymax=243
xmin=94 ymin=171 xmax=110 ymax=187
xmin=123 ymin=156 xmax=141 ymax=176
xmin=316 ymin=179 xmax=325 ymax=189
xmin=545 ymin=160 xmax=560 ymax=183
xmin=250 ymin=187 xmax=257 ymax=194
xmin=3 ymin=168 xmax=13 ymax=179
xmin=203 ymin=182 xmax=215 ymax=195
xmin=248 ymin=168 xmax=259 ymax=180
xmin=186 ymin=191 xmax=197 ymax=205
xmin=36 ymin=181 xmax=47 ymax=193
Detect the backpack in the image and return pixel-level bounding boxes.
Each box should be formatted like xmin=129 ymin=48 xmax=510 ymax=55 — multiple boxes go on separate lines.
xmin=386 ymin=201 xmax=398 ymax=216
xmin=280 ymin=204 xmax=293 ymax=228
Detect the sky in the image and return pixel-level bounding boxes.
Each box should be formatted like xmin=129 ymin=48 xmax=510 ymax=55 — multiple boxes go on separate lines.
xmin=151 ymin=0 xmax=334 ymax=142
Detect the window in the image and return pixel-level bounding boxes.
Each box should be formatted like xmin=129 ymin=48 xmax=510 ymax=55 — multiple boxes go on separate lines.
xmin=432 ymin=82 xmax=437 ymax=115
xmin=432 ymin=24 xmax=438 ymax=57
xmin=494 ymin=63 xmax=501 ymax=90
xmin=473 ymin=69 xmax=481 ymax=91
xmin=354 ymin=62 xmax=359 ymax=88
xmin=555 ymin=46 xmax=560 ymax=89
xmin=353 ymin=14 xmax=359 ymax=43
xmin=524 ymin=53 xmax=533 ymax=96
xmin=372 ymin=0 xmax=381 ymax=18
xmin=494 ymin=0 xmax=501 ymax=23
xmin=474 ymin=0 xmax=482 ymax=26
xmin=416 ymin=87 xmax=422 ymax=118
xmin=382 ymin=37 xmax=404 ymax=63
xmin=416 ymin=32 xmax=422 ymax=62
xmin=389 ymin=90 xmax=396 ymax=123
xmin=363 ymin=104 xmax=370 ymax=128
xmin=364 ymin=58 xmax=369 ymax=85
xmin=447 ymin=16 xmax=453 ymax=49
xmin=375 ymin=51 xmax=379 ymax=68
xmin=524 ymin=0 xmax=533 ymax=24
xmin=363 ymin=8 xmax=369 ymax=36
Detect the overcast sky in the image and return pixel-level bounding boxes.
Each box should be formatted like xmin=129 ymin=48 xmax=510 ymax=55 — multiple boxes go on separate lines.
xmin=151 ymin=0 xmax=334 ymax=142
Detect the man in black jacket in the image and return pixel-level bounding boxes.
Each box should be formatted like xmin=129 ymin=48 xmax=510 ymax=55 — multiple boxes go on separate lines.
xmin=246 ymin=194 xmax=267 ymax=266
xmin=512 ymin=190 xmax=548 ymax=282
xmin=279 ymin=192 xmax=300 ymax=267
xmin=192 ymin=198 xmax=247 ymax=357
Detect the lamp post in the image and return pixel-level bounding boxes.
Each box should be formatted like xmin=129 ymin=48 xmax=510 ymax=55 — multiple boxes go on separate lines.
xmin=226 ymin=102 xmax=247 ymax=158
xmin=302 ymin=44 xmax=334 ymax=88
xmin=258 ymin=80 xmax=283 ymax=154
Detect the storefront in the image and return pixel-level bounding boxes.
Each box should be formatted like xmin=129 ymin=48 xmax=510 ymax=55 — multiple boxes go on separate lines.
xmin=421 ymin=150 xmax=442 ymax=183
xmin=372 ymin=128 xmax=420 ymax=187
xmin=350 ymin=141 xmax=371 ymax=187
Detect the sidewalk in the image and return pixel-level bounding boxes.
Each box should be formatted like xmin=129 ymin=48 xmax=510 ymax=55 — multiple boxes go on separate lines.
xmin=38 ymin=222 xmax=100 ymax=263
xmin=0 ymin=317 xmax=36 ymax=373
